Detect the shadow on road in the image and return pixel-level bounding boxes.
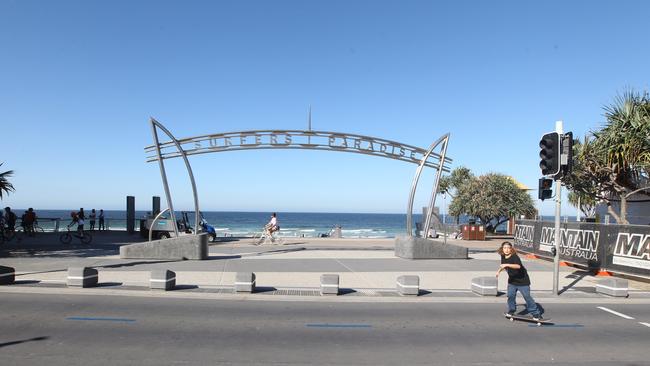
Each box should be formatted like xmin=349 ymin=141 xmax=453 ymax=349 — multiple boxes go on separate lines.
xmin=0 ymin=336 xmax=49 ymax=349
xmin=558 ymin=270 xmax=591 ymax=295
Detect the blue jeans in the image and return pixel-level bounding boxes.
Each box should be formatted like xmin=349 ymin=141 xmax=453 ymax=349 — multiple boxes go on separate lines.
xmin=507 ymin=284 xmax=540 ymax=316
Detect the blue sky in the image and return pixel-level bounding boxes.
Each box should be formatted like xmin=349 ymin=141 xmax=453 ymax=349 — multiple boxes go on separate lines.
xmin=1 ymin=0 xmax=648 ymax=216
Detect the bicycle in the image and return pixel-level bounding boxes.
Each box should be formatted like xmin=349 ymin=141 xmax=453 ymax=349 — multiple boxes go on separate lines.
xmin=251 ymin=226 xmax=284 ymax=246
xmin=0 ymin=226 xmax=18 ymax=244
xmin=59 ymin=227 xmax=93 ymax=244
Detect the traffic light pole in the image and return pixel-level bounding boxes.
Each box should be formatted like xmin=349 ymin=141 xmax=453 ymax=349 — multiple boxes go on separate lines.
xmin=553 ymin=179 xmax=562 ymax=295
xmin=552 ymin=120 xmax=563 ymax=296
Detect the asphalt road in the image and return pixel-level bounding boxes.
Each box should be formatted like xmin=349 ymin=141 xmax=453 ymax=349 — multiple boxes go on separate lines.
xmin=1 ymin=293 xmax=649 ymax=365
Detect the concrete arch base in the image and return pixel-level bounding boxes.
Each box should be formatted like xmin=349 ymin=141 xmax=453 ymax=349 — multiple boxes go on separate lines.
xmin=394 ymin=236 xmax=468 ymax=259
xmin=120 ymin=233 xmax=208 ymax=260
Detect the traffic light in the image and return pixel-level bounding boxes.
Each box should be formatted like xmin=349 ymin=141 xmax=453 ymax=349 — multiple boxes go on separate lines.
xmin=538 ymin=178 xmax=553 ymax=200
xmin=539 ymin=132 xmax=560 ymax=176
xmin=560 ymin=132 xmax=574 ymax=176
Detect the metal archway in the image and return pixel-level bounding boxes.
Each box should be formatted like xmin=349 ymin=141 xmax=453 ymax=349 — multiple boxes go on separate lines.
xmin=147 ymin=118 xmax=452 ymax=237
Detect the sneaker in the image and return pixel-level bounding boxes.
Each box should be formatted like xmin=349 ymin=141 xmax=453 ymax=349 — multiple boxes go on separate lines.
xmin=504 ymin=311 xmax=515 ymax=317
xmin=532 ymin=314 xmax=543 ymax=321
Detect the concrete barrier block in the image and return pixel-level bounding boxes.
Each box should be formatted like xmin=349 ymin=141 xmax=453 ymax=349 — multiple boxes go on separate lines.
xmin=120 ymin=233 xmax=209 ymax=260
xmin=150 ymin=270 xmax=176 ymax=291
xmin=395 ymin=236 xmax=468 ymax=259
xmin=0 ymin=265 xmax=15 ymax=285
xmin=596 ymin=278 xmax=628 ymax=297
xmin=471 ymin=276 xmax=498 ymax=296
xmin=396 ymin=275 xmax=420 ymax=296
xmin=234 ymin=272 xmax=256 ymax=293
xmin=67 ymin=267 xmax=98 ymax=288
xmin=320 ymin=274 xmax=339 ymax=295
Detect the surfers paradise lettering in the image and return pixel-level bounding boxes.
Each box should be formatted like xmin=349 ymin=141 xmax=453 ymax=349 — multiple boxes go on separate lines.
xmin=145 ymin=130 xmax=450 ymax=170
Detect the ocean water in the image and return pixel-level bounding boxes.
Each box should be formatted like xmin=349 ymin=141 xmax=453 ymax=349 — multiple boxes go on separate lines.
xmin=15 ymin=210 xmax=471 ymax=238
xmin=14 ymin=209 xmax=549 ymax=238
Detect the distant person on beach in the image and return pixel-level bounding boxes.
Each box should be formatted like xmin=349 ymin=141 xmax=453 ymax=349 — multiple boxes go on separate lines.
xmin=496 ymin=241 xmax=542 ymax=320
xmin=98 ymin=209 xmax=105 ymax=230
xmin=89 ymin=209 xmax=96 ymax=230
xmin=265 ymin=212 xmax=279 ymax=235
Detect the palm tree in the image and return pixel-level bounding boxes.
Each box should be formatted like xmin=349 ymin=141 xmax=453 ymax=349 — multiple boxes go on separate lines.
xmin=598 ymin=90 xmax=650 ymax=187
xmin=0 ymin=162 xmax=14 ymax=199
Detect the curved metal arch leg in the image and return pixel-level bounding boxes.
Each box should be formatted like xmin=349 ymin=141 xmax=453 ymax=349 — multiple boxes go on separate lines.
xmin=150 ymin=118 xmax=201 ymax=235
xmin=406 ymin=134 xmax=450 ymax=237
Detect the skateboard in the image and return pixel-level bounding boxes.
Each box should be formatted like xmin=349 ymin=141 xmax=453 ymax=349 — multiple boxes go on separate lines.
xmin=504 ymin=313 xmax=552 ymax=327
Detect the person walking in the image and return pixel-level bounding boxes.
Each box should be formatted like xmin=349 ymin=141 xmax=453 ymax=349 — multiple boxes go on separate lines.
xmin=98 ymin=209 xmax=105 ymax=231
xmin=496 ymin=241 xmax=543 ymax=320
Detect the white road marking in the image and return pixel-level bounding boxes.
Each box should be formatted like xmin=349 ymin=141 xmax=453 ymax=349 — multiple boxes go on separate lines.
xmin=597 ymin=306 xmax=635 ymax=320
xmin=639 ymin=322 xmax=650 ymax=328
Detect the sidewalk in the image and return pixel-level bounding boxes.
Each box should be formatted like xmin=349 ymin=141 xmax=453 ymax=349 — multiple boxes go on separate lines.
xmin=1 ymin=232 xmax=649 ymax=302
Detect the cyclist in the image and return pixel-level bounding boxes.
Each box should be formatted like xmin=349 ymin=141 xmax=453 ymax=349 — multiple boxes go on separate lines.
xmin=264 ymin=213 xmax=279 ymax=236
xmin=68 ymin=211 xmax=85 ymax=238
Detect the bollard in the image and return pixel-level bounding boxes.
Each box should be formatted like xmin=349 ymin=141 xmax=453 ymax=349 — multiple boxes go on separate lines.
xmin=234 ymin=272 xmax=256 ymax=293
xmin=396 ymin=275 xmax=420 ymax=296
xmin=320 ymin=274 xmax=339 ymax=295
xmin=150 ymin=270 xmax=176 ymax=291
xmin=0 ymin=265 xmax=15 ymax=285
xmin=67 ymin=267 xmax=98 ymax=288
xmin=596 ymin=278 xmax=628 ymax=297
xmin=471 ymin=276 xmax=498 ymax=296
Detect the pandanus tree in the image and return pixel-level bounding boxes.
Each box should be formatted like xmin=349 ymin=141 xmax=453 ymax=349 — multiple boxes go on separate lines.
xmin=564 ymin=91 xmax=650 ymax=224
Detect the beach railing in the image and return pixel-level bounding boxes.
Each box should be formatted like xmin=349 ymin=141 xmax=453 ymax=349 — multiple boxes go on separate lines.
xmin=14 ymin=218 xmax=142 ymax=232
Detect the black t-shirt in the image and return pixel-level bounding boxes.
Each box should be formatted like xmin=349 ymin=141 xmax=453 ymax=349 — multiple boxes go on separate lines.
xmin=501 ymin=253 xmax=530 ymax=286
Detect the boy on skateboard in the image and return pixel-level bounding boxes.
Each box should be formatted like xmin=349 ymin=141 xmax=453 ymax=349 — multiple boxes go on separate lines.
xmin=496 ymin=241 xmax=543 ymax=321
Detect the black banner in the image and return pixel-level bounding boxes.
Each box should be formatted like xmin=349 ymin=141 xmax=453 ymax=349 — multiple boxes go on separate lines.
xmin=514 ymin=220 xmax=650 ymax=278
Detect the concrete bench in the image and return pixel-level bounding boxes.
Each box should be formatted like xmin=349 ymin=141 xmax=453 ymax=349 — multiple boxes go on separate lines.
xmin=471 ymin=276 xmax=498 ymax=296
xmin=596 ymin=278 xmax=628 ymax=297
xmin=67 ymin=267 xmax=98 ymax=288
xmin=0 ymin=265 xmax=15 ymax=285
xmin=234 ymin=272 xmax=256 ymax=293
xmin=320 ymin=274 xmax=339 ymax=295
xmin=396 ymin=275 xmax=420 ymax=296
xmin=150 ymin=270 xmax=176 ymax=291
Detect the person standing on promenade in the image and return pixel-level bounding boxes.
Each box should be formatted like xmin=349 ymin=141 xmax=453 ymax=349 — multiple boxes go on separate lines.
xmin=22 ymin=208 xmax=37 ymax=236
xmin=98 ymin=209 xmax=105 ymax=231
xmin=496 ymin=241 xmax=543 ymax=320
xmin=76 ymin=212 xmax=85 ymax=238
xmin=89 ymin=209 xmax=96 ymax=231
xmin=3 ymin=207 xmax=17 ymax=233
